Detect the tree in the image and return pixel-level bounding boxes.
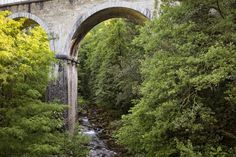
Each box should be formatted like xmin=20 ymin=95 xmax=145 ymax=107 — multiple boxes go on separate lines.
xmin=116 ymin=0 xmax=236 ymax=156
xmin=0 ymin=11 xmax=88 ymax=157
xmin=79 ymin=19 xmax=143 ymax=113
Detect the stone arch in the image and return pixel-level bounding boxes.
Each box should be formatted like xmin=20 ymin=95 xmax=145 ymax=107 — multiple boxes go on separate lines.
xmin=64 ymin=1 xmax=152 ymax=58
xmin=9 ymin=12 xmax=54 ymax=51
xmin=61 ymin=1 xmax=153 ymax=132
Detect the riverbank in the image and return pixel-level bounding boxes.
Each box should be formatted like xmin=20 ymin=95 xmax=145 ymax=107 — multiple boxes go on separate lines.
xmin=78 ymin=104 xmax=129 ymax=157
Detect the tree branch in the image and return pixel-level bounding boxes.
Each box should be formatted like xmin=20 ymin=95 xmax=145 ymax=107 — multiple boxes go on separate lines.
xmin=216 ymin=0 xmax=225 ymax=19
xmin=220 ymin=130 xmax=236 ymax=140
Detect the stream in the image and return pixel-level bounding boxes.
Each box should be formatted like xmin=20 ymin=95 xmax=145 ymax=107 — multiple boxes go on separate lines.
xmin=80 ymin=116 xmax=117 ymax=157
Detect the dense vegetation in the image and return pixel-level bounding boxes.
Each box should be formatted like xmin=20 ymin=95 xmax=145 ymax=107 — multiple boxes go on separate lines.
xmin=78 ymin=19 xmax=143 ymax=114
xmin=116 ymin=0 xmax=236 ymax=156
xmin=0 ymin=11 xmax=88 ymax=157
xmin=1 ymin=0 xmax=236 ymax=156
xmin=79 ymin=0 xmax=236 ymax=156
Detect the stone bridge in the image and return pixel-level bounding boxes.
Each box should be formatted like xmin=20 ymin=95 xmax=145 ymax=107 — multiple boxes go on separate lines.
xmin=0 ymin=0 xmax=160 ymax=132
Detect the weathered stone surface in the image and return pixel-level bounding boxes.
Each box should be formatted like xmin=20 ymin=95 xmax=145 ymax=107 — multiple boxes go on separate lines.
xmin=0 ymin=0 xmax=160 ymax=132
xmin=46 ymin=61 xmax=68 ymax=104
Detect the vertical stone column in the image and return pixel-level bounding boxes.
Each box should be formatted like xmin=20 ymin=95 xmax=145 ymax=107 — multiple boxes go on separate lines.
xmin=46 ymin=61 xmax=68 ymax=104
xmin=46 ymin=59 xmax=78 ymax=133
xmin=67 ymin=62 xmax=78 ymax=133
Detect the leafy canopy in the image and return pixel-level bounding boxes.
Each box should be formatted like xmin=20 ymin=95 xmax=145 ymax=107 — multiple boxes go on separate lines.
xmin=78 ymin=19 xmax=143 ymax=113
xmin=0 ymin=11 xmax=88 ymax=157
xmin=116 ymin=0 xmax=236 ymax=156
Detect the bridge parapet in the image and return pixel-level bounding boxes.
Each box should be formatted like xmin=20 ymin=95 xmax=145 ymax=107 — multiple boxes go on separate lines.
xmin=0 ymin=0 xmax=29 ymax=5
xmin=0 ymin=0 xmax=50 ymax=7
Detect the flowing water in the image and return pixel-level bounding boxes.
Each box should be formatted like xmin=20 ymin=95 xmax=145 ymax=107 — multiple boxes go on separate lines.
xmin=80 ymin=116 xmax=117 ymax=157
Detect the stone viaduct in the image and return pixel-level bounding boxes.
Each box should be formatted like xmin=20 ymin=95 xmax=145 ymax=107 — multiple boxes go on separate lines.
xmin=0 ymin=0 xmax=160 ymax=132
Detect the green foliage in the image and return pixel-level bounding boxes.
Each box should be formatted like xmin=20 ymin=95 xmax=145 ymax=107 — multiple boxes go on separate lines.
xmin=116 ymin=0 xmax=236 ymax=156
xmin=78 ymin=19 xmax=143 ymax=113
xmin=0 ymin=11 xmax=88 ymax=157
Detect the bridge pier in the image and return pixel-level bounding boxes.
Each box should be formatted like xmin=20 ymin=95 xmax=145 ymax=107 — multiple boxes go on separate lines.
xmin=67 ymin=62 xmax=78 ymax=133
xmin=46 ymin=59 xmax=78 ymax=133
xmin=46 ymin=61 xmax=68 ymax=104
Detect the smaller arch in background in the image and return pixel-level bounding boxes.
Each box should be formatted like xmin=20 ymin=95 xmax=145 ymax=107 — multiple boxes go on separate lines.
xmin=9 ymin=12 xmax=54 ymax=51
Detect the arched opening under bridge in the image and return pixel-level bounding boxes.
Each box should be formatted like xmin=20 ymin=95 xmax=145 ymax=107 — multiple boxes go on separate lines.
xmin=9 ymin=12 xmax=54 ymax=51
xmin=63 ymin=2 xmax=152 ymax=133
